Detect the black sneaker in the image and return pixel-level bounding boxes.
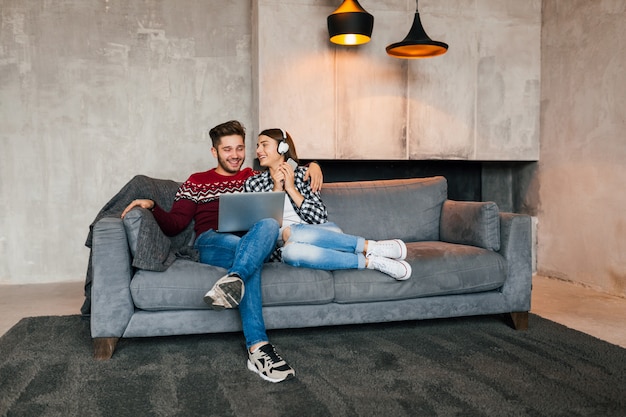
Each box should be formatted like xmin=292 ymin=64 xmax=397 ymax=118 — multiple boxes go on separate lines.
xmin=203 ymin=274 xmax=244 ymax=310
xmin=247 ymin=343 xmax=295 ymax=383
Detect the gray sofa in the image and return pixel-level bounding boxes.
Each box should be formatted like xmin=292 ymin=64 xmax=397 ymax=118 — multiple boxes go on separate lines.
xmin=90 ymin=176 xmax=532 ymax=360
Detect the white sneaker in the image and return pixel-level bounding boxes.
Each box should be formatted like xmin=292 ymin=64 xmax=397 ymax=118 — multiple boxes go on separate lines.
xmin=367 ymin=256 xmax=412 ymax=280
xmin=203 ymin=274 xmax=245 ymax=310
xmin=366 ymin=239 xmax=407 ymax=260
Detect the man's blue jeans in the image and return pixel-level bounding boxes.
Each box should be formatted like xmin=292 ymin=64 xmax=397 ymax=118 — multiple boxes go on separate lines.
xmin=193 ymin=218 xmax=279 ymax=350
xmin=281 ymin=222 xmax=367 ymax=270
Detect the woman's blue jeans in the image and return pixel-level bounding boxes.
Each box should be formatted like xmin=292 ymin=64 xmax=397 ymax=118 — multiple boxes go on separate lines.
xmin=194 ymin=218 xmax=279 ymax=350
xmin=281 ymin=222 xmax=367 ymax=270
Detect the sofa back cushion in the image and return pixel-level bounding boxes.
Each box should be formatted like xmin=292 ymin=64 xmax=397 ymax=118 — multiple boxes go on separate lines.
xmin=321 ymin=176 xmax=447 ymax=242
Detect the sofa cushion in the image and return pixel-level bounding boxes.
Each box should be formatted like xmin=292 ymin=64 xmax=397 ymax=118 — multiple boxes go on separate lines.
xmin=321 ymin=177 xmax=447 ymax=242
xmin=333 ymin=241 xmax=507 ymax=303
xmin=122 ymin=208 xmax=142 ymax=257
xmin=122 ymin=207 xmax=196 ymax=270
xmin=259 ymin=263 xmax=335 ymax=307
xmin=131 ymin=260 xmax=334 ymax=310
xmin=440 ymin=200 xmax=501 ymax=251
xmin=131 ymin=260 xmax=225 ymax=310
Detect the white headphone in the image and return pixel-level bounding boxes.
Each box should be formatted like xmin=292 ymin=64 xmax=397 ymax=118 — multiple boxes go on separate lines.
xmin=277 ymin=128 xmax=290 ymax=155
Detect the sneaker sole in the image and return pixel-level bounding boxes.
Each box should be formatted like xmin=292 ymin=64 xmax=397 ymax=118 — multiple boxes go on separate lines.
xmin=396 ymin=240 xmax=408 ymax=260
xmin=246 ymin=359 xmax=295 ymax=383
xmin=203 ymin=279 xmax=244 ymax=310
xmin=394 ymin=261 xmax=412 ymax=281
xmin=202 ymin=293 xmax=226 ymax=310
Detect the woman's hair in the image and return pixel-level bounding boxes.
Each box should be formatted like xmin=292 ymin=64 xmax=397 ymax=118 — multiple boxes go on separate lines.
xmin=258 ymin=128 xmax=299 ymax=164
xmin=209 ymin=120 xmax=246 ymax=147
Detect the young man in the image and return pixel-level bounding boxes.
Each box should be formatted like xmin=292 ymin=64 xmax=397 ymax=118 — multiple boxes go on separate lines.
xmin=120 ymin=120 xmax=322 ymax=383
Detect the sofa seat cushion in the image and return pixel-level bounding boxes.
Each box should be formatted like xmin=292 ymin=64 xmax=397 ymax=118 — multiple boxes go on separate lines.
xmin=131 ymin=260 xmax=334 ymax=311
xmin=333 ymin=241 xmax=507 ymax=303
xmin=131 ymin=260 xmax=225 ymax=310
xmin=259 ymin=263 xmax=335 ymax=307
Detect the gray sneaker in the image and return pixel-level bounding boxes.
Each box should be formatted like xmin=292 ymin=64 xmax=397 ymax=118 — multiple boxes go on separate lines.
xmin=203 ymin=274 xmax=244 ymax=310
xmin=366 ymin=239 xmax=407 ymax=260
xmin=367 ymin=256 xmax=412 ymax=280
xmin=247 ymin=343 xmax=295 ymax=383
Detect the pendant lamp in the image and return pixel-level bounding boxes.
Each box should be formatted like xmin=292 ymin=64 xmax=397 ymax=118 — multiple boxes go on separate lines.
xmin=386 ymin=0 xmax=448 ymax=58
xmin=327 ymin=0 xmax=374 ymax=46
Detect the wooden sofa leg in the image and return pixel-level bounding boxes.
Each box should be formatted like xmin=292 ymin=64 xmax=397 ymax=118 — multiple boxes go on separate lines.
xmin=509 ymin=312 xmax=529 ymax=330
xmin=93 ymin=337 xmax=119 ymax=360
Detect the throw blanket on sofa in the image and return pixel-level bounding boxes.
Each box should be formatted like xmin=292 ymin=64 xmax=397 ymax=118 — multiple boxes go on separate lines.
xmin=81 ymin=175 xmax=196 ymax=315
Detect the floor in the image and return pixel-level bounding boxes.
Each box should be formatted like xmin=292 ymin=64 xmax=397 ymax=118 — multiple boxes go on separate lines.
xmin=1 ymin=275 xmax=625 ymax=348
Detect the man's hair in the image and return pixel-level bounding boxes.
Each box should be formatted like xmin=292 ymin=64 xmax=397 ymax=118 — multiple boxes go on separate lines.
xmin=209 ymin=120 xmax=246 ymax=148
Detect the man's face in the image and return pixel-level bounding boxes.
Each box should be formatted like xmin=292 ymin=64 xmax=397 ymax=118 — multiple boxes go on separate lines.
xmin=212 ymin=134 xmax=246 ymax=175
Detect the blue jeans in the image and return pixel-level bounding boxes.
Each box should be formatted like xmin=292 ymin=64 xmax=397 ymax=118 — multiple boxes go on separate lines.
xmin=193 ymin=218 xmax=279 ymax=349
xmin=281 ymin=222 xmax=367 ymax=270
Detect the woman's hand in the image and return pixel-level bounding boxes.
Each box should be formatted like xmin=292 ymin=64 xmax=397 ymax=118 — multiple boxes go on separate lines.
xmin=279 ymin=161 xmax=296 ymax=192
xmin=121 ymin=199 xmax=155 ymax=219
xmin=270 ymin=168 xmax=286 ymax=191
xmin=279 ymin=162 xmax=304 ymax=208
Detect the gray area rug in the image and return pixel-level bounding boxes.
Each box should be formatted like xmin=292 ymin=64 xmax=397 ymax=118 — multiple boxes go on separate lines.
xmin=0 ymin=314 xmax=624 ymax=417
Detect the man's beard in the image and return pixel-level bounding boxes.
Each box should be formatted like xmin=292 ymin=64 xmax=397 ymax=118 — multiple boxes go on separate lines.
xmin=217 ymin=154 xmax=244 ymax=174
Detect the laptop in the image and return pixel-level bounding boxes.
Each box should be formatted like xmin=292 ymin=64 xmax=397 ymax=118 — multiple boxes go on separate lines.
xmin=217 ymin=191 xmax=285 ymax=232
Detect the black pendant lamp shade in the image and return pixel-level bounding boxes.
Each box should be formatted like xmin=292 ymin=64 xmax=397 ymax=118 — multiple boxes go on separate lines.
xmin=386 ymin=1 xmax=448 ymax=58
xmin=327 ymin=0 xmax=374 ymax=46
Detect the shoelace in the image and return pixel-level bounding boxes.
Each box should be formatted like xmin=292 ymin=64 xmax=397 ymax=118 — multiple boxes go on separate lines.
xmin=260 ymin=345 xmax=284 ymax=366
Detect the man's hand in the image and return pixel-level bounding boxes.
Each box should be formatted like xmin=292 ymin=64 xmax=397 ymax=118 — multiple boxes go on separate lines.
xmin=121 ymin=199 xmax=155 ymax=219
xmin=304 ymin=162 xmax=323 ymax=193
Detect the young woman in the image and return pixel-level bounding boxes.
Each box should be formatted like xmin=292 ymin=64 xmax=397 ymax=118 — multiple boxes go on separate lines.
xmin=244 ymin=128 xmax=412 ymax=280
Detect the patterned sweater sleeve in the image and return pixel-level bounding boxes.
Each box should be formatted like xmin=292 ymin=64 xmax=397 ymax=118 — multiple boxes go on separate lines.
xmin=152 ymin=182 xmax=198 ymax=236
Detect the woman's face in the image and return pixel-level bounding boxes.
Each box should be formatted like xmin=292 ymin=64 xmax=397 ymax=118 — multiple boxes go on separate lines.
xmin=256 ymin=134 xmax=284 ymax=168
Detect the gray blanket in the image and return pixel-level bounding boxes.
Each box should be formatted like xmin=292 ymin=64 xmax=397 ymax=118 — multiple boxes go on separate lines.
xmin=82 ymin=175 xmax=196 ymax=315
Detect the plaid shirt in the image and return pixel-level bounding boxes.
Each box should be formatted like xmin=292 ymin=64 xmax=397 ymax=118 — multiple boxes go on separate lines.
xmin=245 ymin=167 xmax=328 ymax=262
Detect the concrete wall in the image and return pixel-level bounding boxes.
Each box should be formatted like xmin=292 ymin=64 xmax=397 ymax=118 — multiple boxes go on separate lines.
xmin=538 ymin=0 xmax=626 ymax=296
xmin=0 ymin=0 xmax=542 ymax=286
xmin=0 ymin=0 xmax=253 ymax=284
xmin=256 ymin=0 xmax=540 ymax=161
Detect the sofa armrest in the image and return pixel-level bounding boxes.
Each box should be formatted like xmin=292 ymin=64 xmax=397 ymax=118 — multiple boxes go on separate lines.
xmin=497 ymin=213 xmax=533 ymax=312
xmin=122 ymin=206 xmax=196 ymax=271
xmin=90 ymin=217 xmax=134 ymax=339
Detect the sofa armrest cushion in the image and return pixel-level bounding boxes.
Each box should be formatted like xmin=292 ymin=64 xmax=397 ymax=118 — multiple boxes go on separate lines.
xmin=122 ymin=208 xmax=143 ymax=257
xmin=440 ymin=200 xmax=500 ymax=251
xmin=122 ymin=207 xmax=196 ymax=271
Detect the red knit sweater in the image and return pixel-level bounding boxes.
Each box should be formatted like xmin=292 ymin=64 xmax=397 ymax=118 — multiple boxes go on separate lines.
xmin=152 ymin=167 xmax=258 ymax=237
